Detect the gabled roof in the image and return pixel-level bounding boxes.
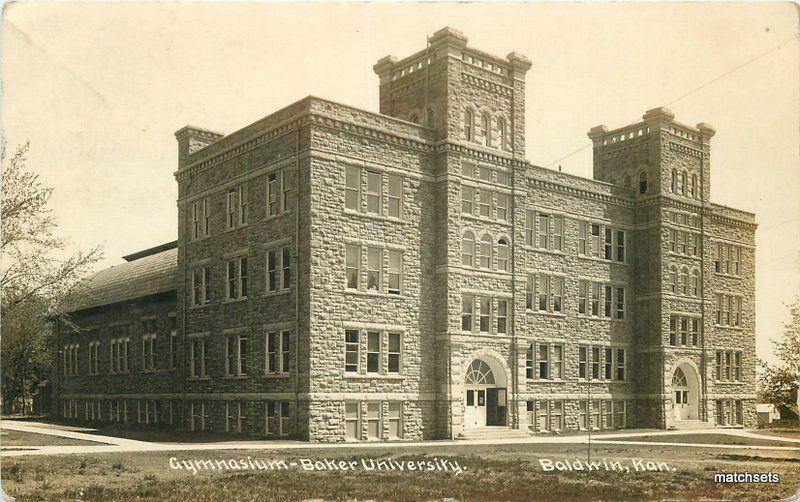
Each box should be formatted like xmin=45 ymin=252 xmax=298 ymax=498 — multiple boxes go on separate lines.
xmin=61 ymin=244 xmax=177 ymax=314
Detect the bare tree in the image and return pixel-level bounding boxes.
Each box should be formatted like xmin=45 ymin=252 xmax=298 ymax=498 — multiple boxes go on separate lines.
xmin=1 ymin=141 xmax=102 ymax=413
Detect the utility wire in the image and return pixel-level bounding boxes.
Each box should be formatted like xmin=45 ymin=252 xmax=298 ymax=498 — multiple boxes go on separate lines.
xmin=544 ymin=34 xmax=799 ymax=168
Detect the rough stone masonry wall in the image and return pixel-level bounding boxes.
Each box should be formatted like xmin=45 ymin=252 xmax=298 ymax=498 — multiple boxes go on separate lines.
xmin=305 ymin=114 xmax=438 ymax=442
xmin=54 ymin=293 xmax=181 ymax=422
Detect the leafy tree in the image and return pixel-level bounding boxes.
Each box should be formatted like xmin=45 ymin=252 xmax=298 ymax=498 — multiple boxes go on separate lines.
xmin=1 ymin=141 xmax=102 ymax=413
xmin=758 ymin=298 xmax=800 ymax=412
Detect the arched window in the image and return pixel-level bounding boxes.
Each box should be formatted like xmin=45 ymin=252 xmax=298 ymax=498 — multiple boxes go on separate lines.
xmin=671 ymin=169 xmax=678 ymax=193
xmin=497 ymin=238 xmax=509 ymax=271
xmin=638 ymin=171 xmax=648 ymax=194
xmin=409 ymin=113 xmax=419 ymax=125
xmin=691 ymin=269 xmax=700 ymax=297
xmin=498 ymin=119 xmax=507 ymax=150
xmin=690 ymin=174 xmax=698 ymax=199
xmin=464 ymin=109 xmax=474 ymax=141
xmin=680 ymin=267 xmax=689 ymax=295
xmin=672 ymin=367 xmax=687 ymax=387
xmin=623 ymin=175 xmax=632 ymax=189
xmin=426 ymin=108 xmax=434 ymax=128
xmin=678 ymin=172 xmax=686 ymax=195
xmin=482 ymin=113 xmax=491 ymax=147
xmin=669 ymin=266 xmax=678 ymax=293
xmin=479 ymin=234 xmax=492 ymax=269
xmin=466 ymin=360 xmax=495 ymax=385
xmin=462 ymin=231 xmax=475 ymax=267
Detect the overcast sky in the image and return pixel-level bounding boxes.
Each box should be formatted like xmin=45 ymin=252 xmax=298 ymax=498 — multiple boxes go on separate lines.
xmin=3 ymin=2 xmax=798 ymax=365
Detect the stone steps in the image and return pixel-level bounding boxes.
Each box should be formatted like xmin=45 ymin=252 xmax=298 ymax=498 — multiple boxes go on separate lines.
xmin=669 ymin=420 xmax=715 ymax=430
xmin=457 ymin=427 xmax=531 ymax=440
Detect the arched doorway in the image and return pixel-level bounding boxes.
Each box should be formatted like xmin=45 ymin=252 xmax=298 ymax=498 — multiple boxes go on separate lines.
xmin=672 ymin=364 xmax=699 ymax=421
xmin=464 ymin=359 xmax=507 ymax=428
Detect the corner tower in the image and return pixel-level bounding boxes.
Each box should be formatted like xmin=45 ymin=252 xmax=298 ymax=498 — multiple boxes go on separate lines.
xmin=373 ymin=27 xmax=531 ymax=157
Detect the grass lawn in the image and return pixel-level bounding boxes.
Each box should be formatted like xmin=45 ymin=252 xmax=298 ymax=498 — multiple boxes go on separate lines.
xmin=609 ymin=433 xmax=800 ymax=448
xmin=2 ymin=442 xmax=798 ymax=501
xmin=0 ymin=430 xmax=107 ymax=448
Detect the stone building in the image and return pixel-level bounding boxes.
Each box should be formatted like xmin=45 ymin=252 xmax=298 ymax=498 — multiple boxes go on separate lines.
xmin=52 ymin=27 xmax=757 ymax=441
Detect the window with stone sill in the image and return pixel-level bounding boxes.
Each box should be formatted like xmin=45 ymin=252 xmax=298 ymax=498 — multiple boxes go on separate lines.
xmin=225 ymin=333 xmax=248 ymax=377
xmin=578 ymin=344 xmax=626 ymax=382
xmin=267 ymin=246 xmax=292 ymax=293
xmin=226 ymin=256 xmax=248 ymax=300
xmin=191 ymin=197 xmax=211 ymax=240
xmin=578 ymin=221 xmax=624 ymax=261
xmin=345 ymin=166 xmax=404 ymax=219
xmin=267 ymin=330 xmax=291 ymax=374
xmin=226 ymin=184 xmax=248 ymax=229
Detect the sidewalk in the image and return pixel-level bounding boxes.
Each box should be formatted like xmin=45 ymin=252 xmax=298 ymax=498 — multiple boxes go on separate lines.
xmin=2 ymin=420 xmax=797 ymax=458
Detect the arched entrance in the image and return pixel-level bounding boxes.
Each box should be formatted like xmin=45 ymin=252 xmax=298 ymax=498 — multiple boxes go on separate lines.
xmin=464 ymin=359 xmax=507 ymax=428
xmin=672 ymin=364 xmax=699 ymax=421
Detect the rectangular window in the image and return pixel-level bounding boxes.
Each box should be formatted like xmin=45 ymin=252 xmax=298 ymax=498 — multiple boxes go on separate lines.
xmin=461 ymin=163 xmax=474 ymax=179
xmin=142 ymin=334 xmax=155 ymax=372
xmin=282 ymin=246 xmax=292 ymax=291
xmin=526 ymin=345 xmax=534 ymax=380
xmin=579 ymin=401 xmax=588 ymax=430
xmin=346 ymin=244 xmax=360 ymax=289
xmin=537 ymin=213 xmax=549 ymax=249
xmin=190 ymin=339 xmax=208 ymax=378
xmin=734 ymin=352 xmax=742 ymax=381
xmin=226 ymin=187 xmax=238 ymax=229
xmin=345 ymin=402 xmax=360 ymax=440
xmin=616 ymin=287 xmax=625 ymax=319
xmin=604 ymin=285 xmax=612 ymax=317
xmin=552 ymin=277 xmax=563 ymax=313
xmin=578 ymin=280 xmax=587 ymax=314
xmin=591 ymin=224 xmax=601 ymax=257
xmin=604 ymin=227 xmax=613 ymax=259
xmin=346 ymin=166 xmax=360 ymax=211
xmin=387 ymin=251 xmax=402 ymax=295
xmin=169 ymin=330 xmax=178 ymax=369
xmin=367 ymin=247 xmax=381 ymax=292
xmin=497 ymin=300 xmax=508 ymax=334
xmin=462 ymin=295 xmax=474 ymax=331
xmin=479 ymin=167 xmax=492 ymax=182
xmin=366 ymin=332 xmax=380 ymax=373
xmin=616 ymin=349 xmax=626 ymax=381
xmin=604 ymin=400 xmax=613 ymax=429
xmin=552 ymin=345 xmax=563 ymax=379
xmin=669 ymin=317 xmax=677 ymax=346
xmin=226 ymin=257 xmax=248 ymax=300
xmin=366 ymin=171 xmax=381 ymax=214
xmin=479 ymin=190 xmax=492 ymax=217
xmin=267 ymin=250 xmax=278 ymax=292
xmin=388 ymin=333 xmax=401 ymax=374
xmin=538 ymin=344 xmax=549 ymax=379
xmin=616 ymin=230 xmax=625 ymax=261
xmin=591 ymin=401 xmax=601 ymax=430
xmin=366 ymin=403 xmax=380 ymax=439
xmin=591 ymin=347 xmax=600 ymax=380
xmin=462 ymin=187 xmax=474 ymax=215
xmin=479 ymin=297 xmax=491 ymax=333
xmin=345 ymin=330 xmax=359 ymax=373
xmin=281 ymin=330 xmax=291 ymax=373
xmin=192 ymin=198 xmax=210 ymax=239
xmin=526 ymin=274 xmax=534 ymax=310
xmin=496 ymin=193 xmax=509 ymax=221
xmin=387 ymin=403 xmax=402 ymax=438
xmin=192 ymin=266 xmax=211 ymax=306
xmin=604 ymin=347 xmax=612 ymax=380
xmin=537 ymin=274 xmax=548 ymax=312
xmin=537 ymin=400 xmax=549 ymax=431
xmin=553 ymin=216 xmax=564 ymax=251
xmin=226 ymin=334 xmax=247 ymax=376
xmin=715 ymin=351 xmax=722 ymax=380
xmin=526 ymin=210 xmax=535 ymax=246
xmin=268 ymin=172 xmax=282 ymax=216
xmin=714 ymin=243 xmax=721 ymax=272
xmin=552 ymin=401 xmax=563 ymax=431
xmin=579 ymin=346 xmax=587 ymax=379
xmin=282 ymin=169 xmax=291 ymax=212
xmin=691 ymin=319 xmax=699 ymax=346
xmin=614 ymin=401 xmax=626 ymax=429
xmin=591 ymin=283 xmax=600 ymax=316
xmin=388 ymin=175 xmax=402 ymax=218
xmin=497 ymin=170 xmax=510 ymax=186
xmin=578 ymin=221 xmax=588 ymax=255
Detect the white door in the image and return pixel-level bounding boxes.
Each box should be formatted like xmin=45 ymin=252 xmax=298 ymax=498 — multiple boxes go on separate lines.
xmin=465 ymin=388 xmax=486 ymax=428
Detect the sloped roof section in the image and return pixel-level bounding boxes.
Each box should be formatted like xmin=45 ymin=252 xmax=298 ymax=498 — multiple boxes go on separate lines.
xmin=62 ymin=245 xmax=177 ymax=313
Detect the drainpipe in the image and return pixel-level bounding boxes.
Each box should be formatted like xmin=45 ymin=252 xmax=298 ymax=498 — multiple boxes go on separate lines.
xmin=294 ymin=128 xmax=301 ymax=438
xmin=181 ymin=174 xmax=194 ymax=429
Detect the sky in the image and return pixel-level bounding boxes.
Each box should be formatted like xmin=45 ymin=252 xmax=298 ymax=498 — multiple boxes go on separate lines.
xmin=3 ymin=2 xmax=798 ymax=365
